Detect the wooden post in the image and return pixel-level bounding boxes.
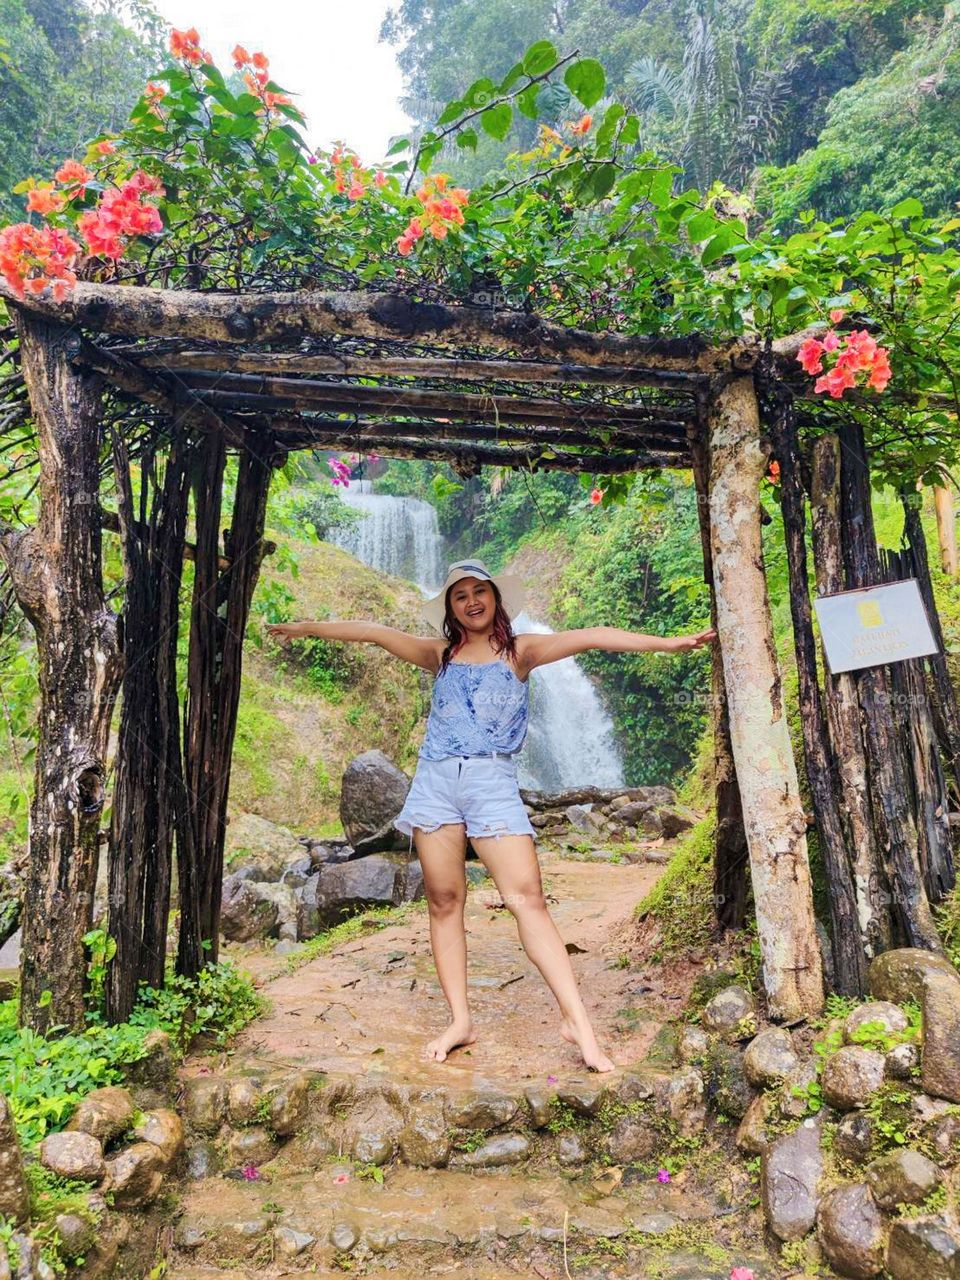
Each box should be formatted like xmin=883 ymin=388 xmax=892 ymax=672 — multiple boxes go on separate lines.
xmin=105 ymin=430 xmax=191 ymax=1022
xmin=934 ymin=484 xmax=958 ymax=578
xmin=0 ymin=315 xmax=121 ymax=1032
xmin=809 ymin=435 xmax=893 ymax=959
xmin=838 ymin=422 xmax=942 ymax=951
xmin=690 ymin=431 xmax=748 ymax=930
xmin=768 ymin=388 xmax=867 ymax=996
xmin=707 ymin=375 xmax=824 ymax=1019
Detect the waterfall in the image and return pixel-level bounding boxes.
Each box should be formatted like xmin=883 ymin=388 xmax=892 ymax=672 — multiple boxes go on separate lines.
xmin=328 ymin=480 xmax=625 ymax=791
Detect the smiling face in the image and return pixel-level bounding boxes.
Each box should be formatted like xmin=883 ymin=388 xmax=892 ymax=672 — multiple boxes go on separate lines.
xmin=447 ymin=576 xmax=496 ymax=634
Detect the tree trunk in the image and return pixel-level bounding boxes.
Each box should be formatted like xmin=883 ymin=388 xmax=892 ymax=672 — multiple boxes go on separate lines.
xmin=809 ymin=435 xmax=892 ymax=959
xmin=178 ymin=440 xmax=274 ymax=977
xmin=838 ymin=422 xmax=941 ymax=951
xmin=690 ymin=431 xmax=748 ymax=930
xmin=934 ymin=485 xmax=958 ymax=578
xmin=768 ymin=389 xmax=867 ymax=997
xmin=105 ymin=430 xmax=191 ymax=1022
xmin=0 ymin=314 xmax=121 ymax=1032
xmin=707 ymin=375 xmax=823 ymax=1019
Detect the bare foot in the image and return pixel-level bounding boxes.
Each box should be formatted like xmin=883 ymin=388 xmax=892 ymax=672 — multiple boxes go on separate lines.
xmin=425 ymin=1018 xmax=477 ymax=1063
xmin=560 ymin=1015 xmax=616 ymax=1073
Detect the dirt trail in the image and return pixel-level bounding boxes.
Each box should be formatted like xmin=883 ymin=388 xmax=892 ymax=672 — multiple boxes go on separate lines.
xmin=207 ymin=852 xmax=673 ymax=1090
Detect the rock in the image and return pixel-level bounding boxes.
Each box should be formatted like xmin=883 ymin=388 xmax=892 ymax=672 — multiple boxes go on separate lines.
xmin=615 ymin=1067 xmax=705 ymax=1134
xmin=555 ymin=1082 xmax=606 ymax=1117
xmin=65 ymin=1086 xmax=135 ymax=1145
xmin=125 ymin=1029 xmax=176 ymax=1089
xmin=736 ymin=1093 xmax=778 ymax=1155
xmin=816 ymin=1183 xmax=885 ymax=1279
xmin=451 ymin=1133 xmax=530 ymax=1168
xmin=248 ymin=882 xmax=298 ymax=939
xmin=445 ymin=1089 xmax=518 ymax=1129
xmin=844 ymin=1001 xmax=909 ymax=1043
xmin=54 ymin=1214 xmax=95 ymax=1258
xmin=565 ymin=804 xmax=603 ymax=835
xmin=655 ymin=804 xmax=698 ymax=837
xmin=558 ymin=1133 xmax=587 ymax=1166
xmin=39 ymin=1132 xmax=105 ymax=1183
xmin=701 ymin=985 xmax=756 ymax=1039
xmin=397 ymin=859 xmax=424 ymax=903
xmin=220 ymin=876 xmax=279 ymax=942
xmin=870 ymin=948 xmax=959 ymax=1005
xmin=926 ymin=1112 xmax=960 ymax=1164
xmin=614 ymin=801 xmax=663 ymax=833
xmin=185 ymin=1140 xmax=220 ymax=1179
xmin=678 ymin=1025 xmax=710 ymax=1063
xmin=398 ymin=1103 xmax=450 ymax=1168
xmin=821 ymin=1046 xmax=886 ymax=1110
xmin=886 ymin=1219 xmax=960 ymax=1279
xmin=923 ymin=970 xmax=960 ymax=1103
xmin=0 ymin=1095 xmax=29 ymax=1224
xmin=329 ymin=1221 xmax=359 ymax=1252
xmin=268 ymin=1072 xmax=314 ymax=1136
xmin=779 ymin=1057 xmax=820 ymax=1118
xmin=182 ymin=1077 xmax=228 ymax=1134
xmin=704 ymin=1043 xmax=755 ymax=1119
xmin=523 ymin=1086 xmax=555 ymax=1128
xmin=339 ymin=750 xmax=411 ymax=854
xmin=344 ymin=1095 xmax=403 ymax=1166
xmin=227 ymin=1077 xmax=263 ymax=1127
xmin=761 ymin=1118 xmax=823 ymax=1241
xmin=225 ymin=1126 xmax=279 ymax=1166
xmin=886 ymin=1042 xmax=920 ymax=1080
xmin=604 ymin=1115 xmax=659 ymax=1163
xmin=103 ymin=1142 xmax=163 ymax=1208
xmin=225 ymin=813 xmax=304 ymax=880
xmin=866 ymin=1149 xmax=941 ymax=1209
xmin=297 ymin=858 xmax=401 ymax=936
xmin=274 ymin=1228 xmax=315 ymax=1257
xmin=645 ymin=1025 xmax=681 ymax=1068
xmin=836 ymin=1112 xmax=877 ymax=1163
xmin=132 ymin=1109 xmax=185 ymax=1170
xmin=743 ymin=1028 xmax=798 ymax=1088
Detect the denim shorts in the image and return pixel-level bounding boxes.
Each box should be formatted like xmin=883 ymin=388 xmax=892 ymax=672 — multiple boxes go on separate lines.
xmin=394 ymin=753 xmax=537 ymax=851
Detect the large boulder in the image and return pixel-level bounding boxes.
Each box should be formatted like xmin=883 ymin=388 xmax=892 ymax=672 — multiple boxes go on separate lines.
xmin=743 ymin=1028 xmax=798 ymax=1088
xmin=66 ymin=1086 xmax=135 ymax=1144
xmin=296 ymin=857 xmax=408 ymax=936
xmin=922 ymin=970 xmax=960 ymax=1103
xmin=869 ymin=948 xmax=959 ymax=1005
xmin=339 ymin=750 xmax=410 ymax=854
xmin=224 ymin=813 xmax=305 ymax=881
xmin=867 ymin=1149 xmax=941 ymax=1210
xmin=821 ymin=1047 xmax=886 ymax=1111
xmin=39 ymin=1132 xmax=105 ymax=1183
xmin=220 ymin=876 xmax=280 ymax=942
xmin=761 ymin=1118 xmax=823 ymax=1241
xmin=887 ymin=1219 xmax=960 ymax=1279
xmin=0 ymin=1094 xmax=29 ymax=1223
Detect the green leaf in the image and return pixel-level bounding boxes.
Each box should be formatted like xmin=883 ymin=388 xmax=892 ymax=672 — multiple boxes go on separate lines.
xmin=620 ymin=115 xmax=640 ymax=147
xmin=463 ymin=77 xmax=497 ymax=109
xmin=564 ymin=58 xmax=605 ymax=108
xmin=386 ymin=137 xmax=410 ymax=156
xmin=701 ymin=225 xmax=744 ymax=265
xmin=685 ymin=210 xmax=722 ymax=241
xmin=891 ymin=197 xmax=923 ymax=219
xmin=522 ymin=40 xmax=558 ymax=77
xmin=481 ymin=103 xmax=513 ymax=142
xmin=516 ymin=83 xmax=541 ymax=119
xmin=500 ymin=61 xmax=525 ymax=93
xmin=595 ymin=103 xmax=624 ymax=153
xmin=455 ymin=129 xmax=478 ymax=151
xmin=591 ymin=164 xmax=618 ymax=200
xmin=437 ymin=99 xmax=464 ymax=126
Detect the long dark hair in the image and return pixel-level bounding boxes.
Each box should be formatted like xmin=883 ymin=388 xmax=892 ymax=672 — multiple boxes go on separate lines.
xmin=438 ymin=580 xmax=519 ymax=675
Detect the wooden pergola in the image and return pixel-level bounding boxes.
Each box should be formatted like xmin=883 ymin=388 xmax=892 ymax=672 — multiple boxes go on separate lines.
xmin=0 ymin=280 xmax=955 ymax=1036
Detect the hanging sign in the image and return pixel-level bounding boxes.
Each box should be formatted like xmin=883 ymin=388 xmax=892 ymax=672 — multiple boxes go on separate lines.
xmin=813 ymin=578 xmax=939 ymax=674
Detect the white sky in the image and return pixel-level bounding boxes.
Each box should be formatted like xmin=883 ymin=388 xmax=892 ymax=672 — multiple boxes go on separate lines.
xmin=151 ymin=0 xmax=412 ymax=162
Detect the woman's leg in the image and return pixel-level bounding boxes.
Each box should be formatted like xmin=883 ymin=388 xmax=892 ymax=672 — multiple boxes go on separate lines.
xmin=414 ymin=822 xmax=477 ymax=1062
xmin=471 ymin=833 xmax=616 ymax=1072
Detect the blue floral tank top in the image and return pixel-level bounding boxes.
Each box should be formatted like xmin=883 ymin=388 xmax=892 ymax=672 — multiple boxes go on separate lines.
xmin=419 ymin=657 xmax=529 ymax=760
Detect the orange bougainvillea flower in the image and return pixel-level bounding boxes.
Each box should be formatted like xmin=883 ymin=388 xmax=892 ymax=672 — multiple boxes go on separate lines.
xmin=829 ymin=308 xmax=845 ymax=324
xmin=589 ymin=487 xmax=604 ymax=505
xmin=569 ymin=114 xmax=593 ymax=135
xmin=54 ymin=159 xmax=92 ymax=196
xmin=232 ymin=44 xmax=250 ymax=67
xmin=396 ymin=175 xmax=469 ymax=255
xmin=801 ymin=327 xmax=891 ymax=399
xmin=26 ymin=187 xmax=65 ymax=215
xmin=0 ymin=222 xmax=79 ymax=300
xmin=169 ymin=27 xmax=203 ymax=65
xmin=95 ymin=140 xmax=116 ymax=155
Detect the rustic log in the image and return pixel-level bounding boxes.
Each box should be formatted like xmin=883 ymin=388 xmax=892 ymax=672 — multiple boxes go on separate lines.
xmin=0 ymin=315 xmax=122 ymax=1032
xmin=136 ymin=347 xmax=705 ymax=389
xmin=809 ymin=434 xmax=892 ymax=960
xmin=105 ymin=430 xmax=192 ymax=1021
xmin=690 ymin=429 xmax=748 ymax=931
xmin=838 ymin=421 xmax=941 ymax=951
xmin=177 ymin=440 xmax=274 ymax=976
xmin=901 ymin=490 xmax=960 ymax=805
xmin=707 ymin=374 xmax=823 ymax=1019
xmin=934 ymin=484 xmax=958 ymax=577
xmin=768 ymin=386 xmax=867 ymax=996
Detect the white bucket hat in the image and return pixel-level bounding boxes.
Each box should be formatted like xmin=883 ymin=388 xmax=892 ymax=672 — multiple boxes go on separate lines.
xmin=421 ymin=558 xmax=526 ymax=634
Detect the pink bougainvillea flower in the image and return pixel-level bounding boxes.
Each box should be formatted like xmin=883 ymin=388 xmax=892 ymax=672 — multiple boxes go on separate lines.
xmin=797 ymin=337 xmax=824 ymax=375
xmin=822 ymin=330 xmax=840 ymax=352
xmin=54 ymin=159 xmax=92 ymax=195
xmin=590 ymin=488 xmax=604 ymax=505
xmin=729 ymin=1269 xmax=755 ymax=1280
xmin=656 ymin=1169 xmax=671 ymax=1183
xmin=546 ymin=1074 xmax=557 ymax=1084
xmin=240 ymin=1163 xmax=262 ymax=1181
xmin=0 ymin=222 xmax=79 ymax=300
xmin=374 ymin=170 xmax=388 ymax=188
xmin=26 ymin=186 xmax=65 ymax=215
xmin=829 ymin=308 xmax=845 ymax=324
xmin=332 ymin=1172 xmax=350 ymax=1185
xmin=307 ymin=155 xmax=318 ymax=165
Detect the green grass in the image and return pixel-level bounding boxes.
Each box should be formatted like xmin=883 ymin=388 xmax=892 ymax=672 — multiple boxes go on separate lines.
xmin=634 ymin=813 xmax=716 ymax=954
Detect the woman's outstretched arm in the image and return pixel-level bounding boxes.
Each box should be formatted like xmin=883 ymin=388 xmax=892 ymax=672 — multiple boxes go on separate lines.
xmin=520 ymin=624 xmax=716 ymax=674
xmin=265 ymin=619 xmax=441 ymax=672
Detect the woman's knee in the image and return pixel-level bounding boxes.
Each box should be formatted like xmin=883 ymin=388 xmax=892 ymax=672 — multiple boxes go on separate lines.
xmin=425 ymin=885 xmax=466 ymax=917
xmin=504 ymin=883 xmax=547 ymax=915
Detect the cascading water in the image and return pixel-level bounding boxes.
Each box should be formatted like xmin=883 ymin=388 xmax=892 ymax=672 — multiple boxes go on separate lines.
xmin=330 ymin=480 xmax=625 ymax=791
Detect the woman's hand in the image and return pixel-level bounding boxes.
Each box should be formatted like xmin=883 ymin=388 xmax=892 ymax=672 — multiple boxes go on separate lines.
xmin=265 ymin=621 xmax=310 ymax=645
xmin=665 ymin=628 xmax=717 ymax=653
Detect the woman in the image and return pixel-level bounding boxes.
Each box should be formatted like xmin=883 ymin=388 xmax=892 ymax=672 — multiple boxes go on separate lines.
xmin=267 ymin=558 xmax=715 ymax=1073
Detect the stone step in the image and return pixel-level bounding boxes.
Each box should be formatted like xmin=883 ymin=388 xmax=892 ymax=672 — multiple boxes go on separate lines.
xmin=170 ymin=1163 xmax=775 ymax=1278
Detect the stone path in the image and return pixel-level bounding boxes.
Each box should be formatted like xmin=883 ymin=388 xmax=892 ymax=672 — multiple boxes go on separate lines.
xmin=168 ymin=848 xmax=785 ymax=1278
